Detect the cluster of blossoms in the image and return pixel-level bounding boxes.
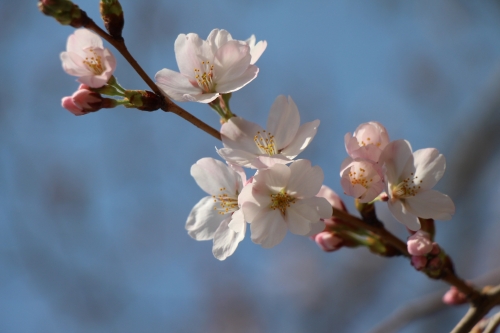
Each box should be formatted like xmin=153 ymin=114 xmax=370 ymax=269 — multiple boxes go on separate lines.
xmin=340 ymin=122 xmax=455 ymax=231
xmin=56 ymin=26 xmax=455 ymax=261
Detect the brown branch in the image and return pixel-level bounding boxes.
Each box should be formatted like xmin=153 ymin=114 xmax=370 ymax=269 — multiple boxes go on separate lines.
xmin=83 ymin=19 xmax=221 ymax=141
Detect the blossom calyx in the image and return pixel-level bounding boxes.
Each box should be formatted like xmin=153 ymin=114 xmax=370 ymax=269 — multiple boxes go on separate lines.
xmin=100 ymin=0 xmax=124 ymax=39
xmin=38 ymin=0 xmax=89 ymax=28
xmin=125 ymin=90 xmax=163 ymax=111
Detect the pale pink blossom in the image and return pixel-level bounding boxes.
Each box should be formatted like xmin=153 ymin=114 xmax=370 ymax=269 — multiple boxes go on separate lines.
xmin=380 ymin=139 xmax=455 ymax=231
xmin=186 ymin=158 xmax=247 ymax=260
xmin=61 ymin=84 xmax=102 ymax=116
xmin=345 ymin=121 xmax=389 ymax=162
xmin=407 ymin=230 xmax=433 ymax=256
xmin=155 ymin=29 xmax=259 ymax=103
xmin=245 ymin=35 xmax=267 ymax=64
xmin=240 ymin=160 xmax=332 ymax=248
xmin=218 ymin=95 xmax=320 ymax=169
xmin=60 ymin=29 xmax=117 ymax=88
xmin=340 ymin=158 xmax=384 ymax=203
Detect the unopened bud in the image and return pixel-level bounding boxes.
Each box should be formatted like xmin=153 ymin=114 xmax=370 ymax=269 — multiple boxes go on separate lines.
xmin=442 ymin=286 xmax=468 ymax=305
xmin=38 ymin=0 xmax=89 ymax=28
xmin=125 ymin=90 xmax=162 ymax=111
xmin=411 ymin=256 xmax=427 ymax=270
xmin=100 ymin=0 xmax=124 ymax=39
xmin=407 ymin=230 xmax=433 ymax=256
xmin=315 ymin=232 xmax=343 ymax=252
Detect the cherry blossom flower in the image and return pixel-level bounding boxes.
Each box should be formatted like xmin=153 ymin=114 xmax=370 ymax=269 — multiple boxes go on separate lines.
xmin=217 ymin=95 xmax=320 ymax=169
xmin=239 ymin=160 xmax=332 ymax=248
xmin=60 ymin=29 xmax=117 ymax=88
xmin=345 ymin=121 xmax=389 ymax=162
xmin=61 ymin=84 xmax=103 ymax=116
xmin=186 ymin=158 xmax=247 ymax=260
xmin=155 ymin=29 xmax=259 ymax=103
xmin=340 ymin=158 xmax=384 ymax=203
xmin=380 ymin=139 xmax=455 ymax=230
xmin=245 ymin=35 xmax=267 ymax=64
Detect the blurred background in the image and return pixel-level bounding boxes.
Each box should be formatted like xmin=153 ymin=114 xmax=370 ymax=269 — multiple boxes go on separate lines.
xmin=2 ymin=0 xmax=500 ymax=332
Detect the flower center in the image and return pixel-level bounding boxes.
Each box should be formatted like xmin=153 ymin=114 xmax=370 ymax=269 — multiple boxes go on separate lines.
xmin=254 ymin=130 xmax=277 ymax=156
xmin=391 ymin=173 xmax=422 ymax=199
xmin=270 ymin=190 xmax=295 ymax=214
xmin=349 ymin=167 xmax=373 ymax=188
xmin=82 ymin=48 xmax=105 ymax=75
xmin=212 ymin=187 xmax=238 ymax=215
xmin=194 ymin=60 xmax=215 ymax=92
xmin=358 ymin=137 xmax=382 ymax=147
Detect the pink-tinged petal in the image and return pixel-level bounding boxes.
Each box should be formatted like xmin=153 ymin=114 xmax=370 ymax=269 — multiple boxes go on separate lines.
xmin=411 ymin=148 xmax=446 ymax=191
xmin=341 ymin=174 xmax=366 ymax=199
xmin=254 ymin=164 xmax=290 ymax=193
xmin=339 ymin=156 xmax=353 ymax=175
xmin=184 ymin=92 xmax=219 ymax=103
xmin=405 ymin=190 xmax=455 ymax=220
xmin=61 ymin=52 xmax=89 ymax=76
xmin=280 ymin=120 xmax=320 ymax=158
xmin=214 ymin=41 xmax=251 ymax=81
xmin=78 ymin=75 xmax=108 ymax=89
xmin=186 ymin=196 xmax=226 ymax=240
xmin=228 ymin=209 xmax=246 ymax=233
xmin=207 ymin=29 xmax=233 ymax=50
xmin=353 ymin=121 xmax=389 ymax=150
xmin=227 ymin=163 xmax=246 ymax=191
xmin=290 ymin=200 xmax=320 ymax=222
xmin=286 ymin=206 xmax=313 ymax=235
xmin=360 ymin=180 xmax=385 ymax=203
xmin=238 ymin=183 xmax=255 ymax=207
xmin=266 ymin=96 xmax=300 ymax=149
xmin=69 ymin=29 xmax=103 ymax=52
xmin=61 ymin=96 xmax=85 ymax=116
xmin=250 ymin=209 xmax=287 ymax=248
xmin=101 ymin=48 xmax=116 ymax=80
xmin=407 ymin=230 xmax=433 ymax=256
xmin=217 ymin=148 xmax=266 ymax=169
xmin=317 ymin=185 xmax=343 ymax=211
xmin=306 ymin=220 xmax=326 ymax=237
xmin=212 ymin=217 xmax=245 ymax=261
xmin=155 ymin=68 xmax=203 ymax=102
xmin=190 ymin=158 xmax=239 ymax=196
xmin=381 ymin=139 xmax=413 ymax=184
xmin=174 ymin=33 xmax=206 ymax=76
xmin=221 ymin=117 xmax=263 ymax=154
xmin=249 ymin=40 xmax=267 ymax=65
xmin=256 ymin=154 xmax=292 ymax=168
xmin=388 ymin=200 xmax=421 ymax=231
xmin=287 ymin=160 xmax=324 ymax=198
xmin=299 ymin=197 xmax=333 ymax=219
xmin=216 ymin=65 xmax=259 ymax=93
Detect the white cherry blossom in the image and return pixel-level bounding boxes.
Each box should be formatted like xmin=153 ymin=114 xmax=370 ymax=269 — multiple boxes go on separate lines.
xmin=218 ymin=95 xmax=320 ymax=169
xmin=155 ymin=29 xmax=260 ymax=103
xmin=345 ymin=121 xmax=390 ymax=162
xmin=186 ymin=157 xmax=247 ymax=260
xmin=239 ymin=160 xmax=332 ymax=248
xmin=380 ymin=139 xmax=455 ymax=230
xmin=60 ymin=29 xmax=117 ymax=88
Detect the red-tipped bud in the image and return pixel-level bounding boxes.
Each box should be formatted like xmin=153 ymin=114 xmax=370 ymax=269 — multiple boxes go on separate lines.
xmin=442 ymin=286 xmax=468 ymax=305
xmin=315 ymin=232 xmax=343 ymax=252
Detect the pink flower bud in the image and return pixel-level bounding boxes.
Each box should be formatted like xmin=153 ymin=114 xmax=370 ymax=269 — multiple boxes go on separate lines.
xmin=407 ymin=230 xmax=433 ymax=256
xmin=315 ymin=232 xmax=343 ymax=252
xmin=442 ymin=286 xmax=467 ymax=305
xmin=61 ymin=87 xmax=103 ymax=116
xmin=411 ymin=256 xmax=427 ymax=270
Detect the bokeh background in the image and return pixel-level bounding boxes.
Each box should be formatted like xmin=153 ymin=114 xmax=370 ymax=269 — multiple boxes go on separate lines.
xmin=2 ymin=0 xmax=500 ymax=332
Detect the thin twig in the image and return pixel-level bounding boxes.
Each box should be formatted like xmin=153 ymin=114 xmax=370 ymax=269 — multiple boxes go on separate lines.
xmin=484 ymin=311 xmax=500 ymax=333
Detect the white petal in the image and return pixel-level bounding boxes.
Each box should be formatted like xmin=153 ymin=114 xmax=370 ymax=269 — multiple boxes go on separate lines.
xmin=228 ymin=209 xmax=246 ymax=233
xmin=306 ymin=220 xmax=326 ymax=237
xmin=184 ymin=92 xmax=219 ymax=103
xmin=316 ymin=185 xmax=344 ymax=210
xmin=155 ymin=68 xmax=202 ymax=102
xmin=411 ymin=148 xmax=446 ymax=191
xmin=299 ymin=197 xmax=333 ymax=219
xmin=286 ymin=206 xmax=312 ymax=235
xmin=221 ymin=117 xmax=263 ymax=153
xmin=380 ymin=139 xmax=412 ymax=184
xmin=266 ymin=96 xmax=300 ymax=150
xmin=207 ymin=29 xmax=233 ymax=50
xmin=216 ymin=65 xmax=259 ymax=93
xmin=287 ymin=160 xmax=323 ymax=198
xmin=256 ymin=154 xmax=292 ymax=168
xmin=174 ymin=33 xmax=206 ymax=76
xmin=406 ymin=190 xmax=455 ymax=220
xmin=60 ymin=52 xmax=88 ymax=76
xmin=212 ymin=217 xmax=245 ymax=261
xmin=186 ymin=196 xmax=226 ymax=240
xmin=280 ymin=120 xmax=320 ymax=159
xmin=250 ymin=209 xmax=288 ymax=248
xmin=68 ymin=29 xmax=103 ymax=54
xmin=249 ymin=40 xmax=267 ymax=64
xmin=388 ymin=200 xmax=421 ymax=231
xmin=254 ymin=164 xmax=290 ymax=193
xmin=217 ymin=148 xmax=266 ymax=169
xmin=190 ymin=157 xmax=238 ymax=195
xmin=214 ymin=41 xmax=252 ymax=82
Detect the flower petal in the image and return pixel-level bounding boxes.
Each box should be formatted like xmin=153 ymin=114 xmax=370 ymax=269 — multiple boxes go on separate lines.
xmin=228 ymin=209 xmax=246 ymax=233
xmin=254 ymin=164 xmax=290 ymax=194
xmin=249 ymin=40 xmax=267 ymax=65
xmin=174 ymin=33 xmax=207 ymax=76
xmin=266 ymin=96 xmax=300 ymax=150
xmin=405 ymin=190 xmax=455 ymax=220
xmin=388 ymin=200 xmax=421 ymax=231
xmin=381 ymin=139 xmax=412 ymax=185
xmin=214 ymin=40 xmax=252 ymax=82
xmin=155 ymin=68 xmax=203 ymax=102
xmin=212 ymin=216 xmax=245 ymax=260
xmin=411 ymin=148 xmax=446 ymax=191
xmin=280 ymin=120 xmax=320 ymax=159
xmin=287 ymin=160 xmax=324 ymax=198
xmin=299 ymin=197 xmax=333 ymax=219
xmin=250 ymin=209 xmax=287 ymax=248
xmin=221 ymin=117 xmax=263 ymax=153
xmin=286 ymin=206 xmax=313 ymax=235
xmin=306 ymin=220 xmax=326 ymax=237
xmin=190 ymin=157 xmax=239 ymax=195
xmin=186 ymin=196 xmax=226 ymax=240
xmin=217 ymin=148 xmax=267 ymax=169
xmin=216 ymin=65 xmax=259 ymax=93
